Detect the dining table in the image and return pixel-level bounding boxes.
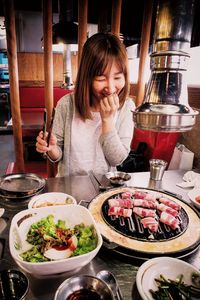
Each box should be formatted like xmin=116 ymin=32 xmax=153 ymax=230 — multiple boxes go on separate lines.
xmin=0 ymin=169 xmax=199 ymax=300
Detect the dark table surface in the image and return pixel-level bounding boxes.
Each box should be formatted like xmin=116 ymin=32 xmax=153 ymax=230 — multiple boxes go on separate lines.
xmin=0 ymin=171 xmax=199 ymax=299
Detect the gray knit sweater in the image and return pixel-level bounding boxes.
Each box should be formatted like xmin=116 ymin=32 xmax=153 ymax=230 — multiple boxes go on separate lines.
xmin=52 ymin=93 xmax=135 ymax=176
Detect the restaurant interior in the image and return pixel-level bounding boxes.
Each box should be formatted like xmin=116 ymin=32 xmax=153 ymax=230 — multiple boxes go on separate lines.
xmin=0 ymin=1 xmax=200 ymax=300
xmin=0 ymin=0 xmax=200 ymax=178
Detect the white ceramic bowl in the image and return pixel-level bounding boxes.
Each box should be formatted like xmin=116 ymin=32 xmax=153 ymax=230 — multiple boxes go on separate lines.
xmin=136 ymin=257 xmax=200 ymax=300
xmin=188 ymin=188 xmax=200 ymax=210
xmin=9 ymin=205 xmax=103 ymax=276
xmin=28 ymin=192 xmax=77 ymax=209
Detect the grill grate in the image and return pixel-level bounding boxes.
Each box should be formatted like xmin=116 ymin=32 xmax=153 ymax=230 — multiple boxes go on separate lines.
xmin=101 ymin=192 xmax=189 ymax=242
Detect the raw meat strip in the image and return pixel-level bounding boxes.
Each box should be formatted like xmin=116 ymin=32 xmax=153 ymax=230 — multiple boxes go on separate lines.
xmin=133 ymin=207 xmax=156 ymax=218
xmin=134 ymin=191 xmax=147 ymax=199
xmin=141 ymin=217 xmax=159 ymax=233
xmin=144 ymin=194 xmax=157 ymax=202
xmin=160 ymin=211 xmax=179 ymax=230
xmin=121 ymin=192 xmax=133 ymax=199
xmin=108 ymin=206 xmax=132 ymax=218
xmin=159 ymin=197 xmax=181 ymax=211
xmin=108 ymin=198 xmax=133 ymax=209
xmin=133 ymin=199 xmax=158 ymax=209
xmin=157 ymin=203 xmax=178 ymax=217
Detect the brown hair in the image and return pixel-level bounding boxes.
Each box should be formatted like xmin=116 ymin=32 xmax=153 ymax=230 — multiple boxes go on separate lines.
xmin=74 ymin=32 xmax=130 ymax=120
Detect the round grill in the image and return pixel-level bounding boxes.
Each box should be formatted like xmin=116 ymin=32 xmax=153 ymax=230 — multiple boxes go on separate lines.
xmin=101 ymin=192 xmax=189 ymax=242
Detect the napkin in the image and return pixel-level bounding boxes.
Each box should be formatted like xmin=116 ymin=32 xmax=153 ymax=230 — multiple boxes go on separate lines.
xmin=176 ymin=171 xmax=200 ymax=189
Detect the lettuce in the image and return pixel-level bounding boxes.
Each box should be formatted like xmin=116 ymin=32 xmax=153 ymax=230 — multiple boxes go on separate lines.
xmin=19 ymin=216 xmax=98 ymax=262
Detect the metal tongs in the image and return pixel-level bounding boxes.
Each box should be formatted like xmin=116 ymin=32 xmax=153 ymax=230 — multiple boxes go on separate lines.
xmin=42 ymin=108 xmax=55 ymax=158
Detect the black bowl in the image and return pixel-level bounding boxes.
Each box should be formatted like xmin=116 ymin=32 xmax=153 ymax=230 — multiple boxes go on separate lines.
xmin=0 ymin=269 xmax=29 ymax=300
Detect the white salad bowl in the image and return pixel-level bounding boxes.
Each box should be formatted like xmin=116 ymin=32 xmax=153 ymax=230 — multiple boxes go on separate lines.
xmin=28 ymin=192 xmax=77 ymax=209
xmin=9 ymin=205 xmax=103 ymax=276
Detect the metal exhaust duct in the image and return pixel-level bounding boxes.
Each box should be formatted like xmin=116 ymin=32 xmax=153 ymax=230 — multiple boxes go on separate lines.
xmin=53 ymin=0 xmax=78 ymax=89
xmin=133 ymin=0 xmax=199 ymax=132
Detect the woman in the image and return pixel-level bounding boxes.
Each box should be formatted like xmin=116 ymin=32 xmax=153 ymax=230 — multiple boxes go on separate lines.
xmin=36 ymin=32 xmax=135 ymax=176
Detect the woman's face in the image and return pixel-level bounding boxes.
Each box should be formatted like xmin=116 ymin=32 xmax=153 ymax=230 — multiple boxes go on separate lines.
xmin=91 ymin=61 xmax=125 ymax=106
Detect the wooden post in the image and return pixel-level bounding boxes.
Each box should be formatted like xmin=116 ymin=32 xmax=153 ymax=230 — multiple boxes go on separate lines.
xmin=78 ymin=0 xmax=88 ymax=66
xmin=3 ymin=0 xmax=25 ymax=172
xmin=111 ymin=0 xmax=122 ymax=36
xmin=136 ymin=0 xmax=153 ymax=107
xmin=43 ymin=0 xmax=55 ymax=177
xmin=98 ymin=0 xmax=108 ymax=33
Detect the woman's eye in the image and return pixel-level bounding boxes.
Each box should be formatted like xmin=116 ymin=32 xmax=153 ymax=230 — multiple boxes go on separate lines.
xmin=95 ymin=77 xmax=105 ymax=82
xmin=114 ymin=75 xmax=123 ymax=80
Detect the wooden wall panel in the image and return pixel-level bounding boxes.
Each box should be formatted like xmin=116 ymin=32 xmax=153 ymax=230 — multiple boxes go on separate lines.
xmin=17 ymin=52 xmax=78 ymax=85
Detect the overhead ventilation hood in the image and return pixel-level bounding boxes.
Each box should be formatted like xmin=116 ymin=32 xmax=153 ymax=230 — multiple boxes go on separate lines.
xmin=52 ymin=0 xmax=78 ymax=45
xmin=133 ymin=0 xmax=199 ymax=132
xmin=52 ymin=0 xmax=78 ymax=89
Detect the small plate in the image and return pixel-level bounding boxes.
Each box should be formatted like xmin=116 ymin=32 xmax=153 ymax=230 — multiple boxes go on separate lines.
xmin=0 ymin=173 xmax=46 ymax=197
xmin=136 ymin=257 xmax=200 ymax=300
xmin=28 ymin=192 xmax=77 ymax=209
xmin=188 ymin=188 xmax=200 ymax=209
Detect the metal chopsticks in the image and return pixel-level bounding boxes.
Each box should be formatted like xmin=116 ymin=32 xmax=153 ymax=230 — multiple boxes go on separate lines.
xmin=46 ymin=107 xmax=55 ymax=147
xmin=42 ymin=108 xmax=47 ymax=139
xmin=42 ymin=107 xmax=55 ymax=158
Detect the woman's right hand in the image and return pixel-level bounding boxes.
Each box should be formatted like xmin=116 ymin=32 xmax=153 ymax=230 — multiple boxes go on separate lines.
xmin=36 ymin=131 xmax=57 ymax=154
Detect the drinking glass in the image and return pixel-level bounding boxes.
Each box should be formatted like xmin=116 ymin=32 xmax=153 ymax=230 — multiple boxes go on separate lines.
xmin=149 ymin=159 xmax=168 ymax=181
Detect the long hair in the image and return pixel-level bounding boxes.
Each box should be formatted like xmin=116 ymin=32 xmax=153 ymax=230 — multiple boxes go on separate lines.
xmin=74 ymin=32 xmax=130 ymax=120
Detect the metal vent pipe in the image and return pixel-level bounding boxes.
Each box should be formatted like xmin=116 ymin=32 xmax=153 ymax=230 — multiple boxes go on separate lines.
xmin=133 ymin=0 xmax=199 ymax=132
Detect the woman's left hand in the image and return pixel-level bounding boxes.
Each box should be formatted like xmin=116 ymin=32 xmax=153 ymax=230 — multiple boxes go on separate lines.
xmin=99 ymin=93 xmax=119 ymax=122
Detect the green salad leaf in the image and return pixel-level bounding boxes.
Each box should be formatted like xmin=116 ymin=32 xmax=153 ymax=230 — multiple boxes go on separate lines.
xmin=72 ymin=223 xmax=98 ymax=256
xmin=19 ymin=215 xmax=98 ymax=263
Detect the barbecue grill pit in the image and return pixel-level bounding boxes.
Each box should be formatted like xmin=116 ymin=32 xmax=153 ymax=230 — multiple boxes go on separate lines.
xmin=101 ymin=192 xmax=189 ymax=242
xmin=88 ymin=187 xmax=200 ymax=259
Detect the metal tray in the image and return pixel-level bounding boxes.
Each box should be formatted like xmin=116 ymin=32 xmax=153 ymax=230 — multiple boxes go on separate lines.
xmin=0 ymin=173 xmax=46 ymax=197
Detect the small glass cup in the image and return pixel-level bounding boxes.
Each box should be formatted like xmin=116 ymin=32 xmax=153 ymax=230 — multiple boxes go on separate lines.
xmin=149 ymin=159 xmax=168 ymax=181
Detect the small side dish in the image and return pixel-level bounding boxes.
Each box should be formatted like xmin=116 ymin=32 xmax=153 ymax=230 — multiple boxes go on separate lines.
xmin=136 ymin=257 xmax=200 ymax=300
xmin=150 ymin=272 xmax=200 ymax=299
xmin=105 ymin=171 xmax=131 ymax=186
xmin=188 ymin=189 xmax=200 ymax=209
xmin=28 ymin=192 xmax=77 ymax=209
xmin=0 ymin=269 xmax=29 ymax=300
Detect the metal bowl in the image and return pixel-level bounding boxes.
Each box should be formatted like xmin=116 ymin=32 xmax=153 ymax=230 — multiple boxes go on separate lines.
xmin=105 ymin=171 xmax=131 ymax=186
xmin=0 ymin=269 xmax=29 ymax=300
xmin=54 ymin=275 xmax=114 ymax=300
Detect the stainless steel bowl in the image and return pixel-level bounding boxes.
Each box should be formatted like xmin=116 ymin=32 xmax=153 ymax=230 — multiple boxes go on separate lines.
xmin=54 ymin=275 xmax=114 ymax=300
xmin=105 ymin=171 xmax=131 ymax=186
xmin=0 ymin=269 xmax=29 ymax=300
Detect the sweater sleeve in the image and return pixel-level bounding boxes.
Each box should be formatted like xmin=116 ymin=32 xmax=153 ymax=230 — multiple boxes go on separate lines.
xmin=51 ymin=94 xmax=72 ymax=162
xmin=99 ymin=98 xmax=135 ymax=166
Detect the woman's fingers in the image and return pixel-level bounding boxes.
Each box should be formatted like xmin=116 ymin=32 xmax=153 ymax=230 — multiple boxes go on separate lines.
xmin=100 ymin=93 xmax=119 ymax=112
xmin=36 ymin=131 xmax=56 ymax=153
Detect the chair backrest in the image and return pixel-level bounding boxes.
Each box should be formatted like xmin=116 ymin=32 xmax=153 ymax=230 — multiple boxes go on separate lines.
xmin=19 ymin=87 xmax=72 ymax=108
